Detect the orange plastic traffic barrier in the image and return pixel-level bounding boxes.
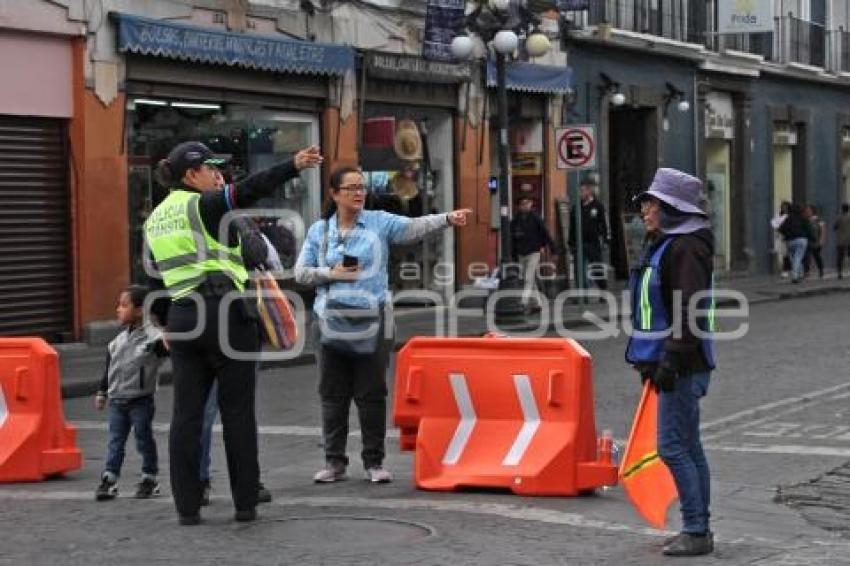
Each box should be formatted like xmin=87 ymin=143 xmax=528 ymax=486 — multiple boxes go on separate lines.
xmin=392 ymin=336 xmax=617 ymax=495
xmin=619 ymin=382 xmax=677 ymax=528
xmin=0 ymin=338 xmax=82 ymax=482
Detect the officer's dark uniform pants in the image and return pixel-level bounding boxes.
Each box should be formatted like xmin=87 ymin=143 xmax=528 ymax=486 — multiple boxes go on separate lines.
xmin=314 ymin=321 xmax=392 ymax=469
xmin=581 ymin=241 xmax=608 ymax=290
xmin=167 ymin=296 xmax=259 ymax=517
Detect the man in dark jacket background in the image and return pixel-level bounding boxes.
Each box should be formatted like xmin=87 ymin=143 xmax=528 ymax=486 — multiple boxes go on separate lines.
xmin=570 ymin=176 xmax=610 ymax=291
xmin=510 ymin=196 xmax=555 ymax=312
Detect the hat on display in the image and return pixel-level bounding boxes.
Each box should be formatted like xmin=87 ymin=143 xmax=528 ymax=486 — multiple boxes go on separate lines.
xmin=391 ymin=166 xmax=420 ymax=200
xmin=634 ymin=168 xmax=708 ymax=216
xmin=363 ymin=116 xmax=396 ymax=148
xmin=393 ymin=119 xmax=423 ymax=161
xmin=167 ymin=141 xmax=227 ymax=179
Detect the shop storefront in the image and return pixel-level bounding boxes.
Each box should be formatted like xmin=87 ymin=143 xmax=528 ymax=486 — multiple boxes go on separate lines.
xmin=485 ymin=61 xmax=573 ymax=262
xmin=704 ymin=91 xmax=734 ymax=272
xmin=114 ymin=14 xmax=355 ymax=283
xmin=0 ymin=30 xmax=74 ymax=338
xmin=359 ymin=52 xmax=471 ymax=298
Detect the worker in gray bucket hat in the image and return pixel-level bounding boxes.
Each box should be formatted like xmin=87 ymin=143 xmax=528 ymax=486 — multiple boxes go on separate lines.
xmin=626 ymin=168 xmax=716 ymax=557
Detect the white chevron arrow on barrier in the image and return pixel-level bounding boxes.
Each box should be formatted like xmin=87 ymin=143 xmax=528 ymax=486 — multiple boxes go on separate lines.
xmin=442 ymin=373 xmax=476 ymax=465
xmin=503 ymin=375 xmax=541 ymax=466
xmin=441 ymin=373 xmax=542 ymax=467
xmin=0 ymin=382 xmax=7 ymax=429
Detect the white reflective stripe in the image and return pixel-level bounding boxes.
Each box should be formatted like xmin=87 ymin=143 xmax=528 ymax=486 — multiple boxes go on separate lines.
xmin=0 ymin=382 xmax=7 ymax=429
xmin=502 ymin=374 xmax=541 ymax=466
xmin=442 ymin=373 xmax=477 ymax=465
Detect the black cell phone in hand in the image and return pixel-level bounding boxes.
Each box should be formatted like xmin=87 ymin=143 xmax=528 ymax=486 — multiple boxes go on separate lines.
xmin=342 ymin=254 xmax=359 ymax=268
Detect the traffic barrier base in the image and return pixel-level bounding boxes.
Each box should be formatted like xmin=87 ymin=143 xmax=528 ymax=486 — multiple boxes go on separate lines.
xmin=393 ymin=336 xmax=618 ymax=495
xmin=0 ymin=338 xmax=82 ymax=482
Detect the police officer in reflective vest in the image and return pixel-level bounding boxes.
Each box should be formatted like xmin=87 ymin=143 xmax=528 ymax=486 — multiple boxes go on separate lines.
xmin=626 ymin=168 xmax=716 ymax=557
xmin=145 ymin=141 xmax=322 ymax=525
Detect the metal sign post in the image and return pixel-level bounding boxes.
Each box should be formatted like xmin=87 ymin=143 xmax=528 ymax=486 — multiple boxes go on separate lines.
xmin=555 ymin=125 xmax=597 ymax=296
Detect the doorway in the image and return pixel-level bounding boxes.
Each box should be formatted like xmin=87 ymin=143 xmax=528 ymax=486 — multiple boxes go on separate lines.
xmin=608 ymin=107 xmax=658 ymax=278
xmin=773 ymin=145 xmax=793 ymax=216
xmin=705 ymin=139 xmax=732 ymax=271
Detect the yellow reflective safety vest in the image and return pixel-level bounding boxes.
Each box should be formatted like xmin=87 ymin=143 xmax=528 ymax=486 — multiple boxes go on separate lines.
xmin=144 ymin=190 xmax=248 ymax=300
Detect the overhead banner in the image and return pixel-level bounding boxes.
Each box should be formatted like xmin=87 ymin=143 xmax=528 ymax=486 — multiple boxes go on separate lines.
xmin=718 ymin=0 xmax=774 ymax=34
xmin=115 ymin=14 xmax=355 ymax=76
xmin=422 ymin=0 xmax=466 ymax=61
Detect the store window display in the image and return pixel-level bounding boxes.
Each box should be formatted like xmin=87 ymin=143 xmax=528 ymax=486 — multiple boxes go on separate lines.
xmin=359 ymin=108 xmax=456 ymax=296
xmin=126 ymin=100 xmax=319 ymax=283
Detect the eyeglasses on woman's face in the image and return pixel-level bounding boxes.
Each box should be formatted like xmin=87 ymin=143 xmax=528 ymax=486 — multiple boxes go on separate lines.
xmin=338 ymin=184 xmax=367 ymax=194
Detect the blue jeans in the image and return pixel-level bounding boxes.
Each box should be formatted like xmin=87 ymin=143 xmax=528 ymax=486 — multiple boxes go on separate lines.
xmin=199 ymin=381 xmax=219 ymax=483
xmin=787 ymin=237 xmax=808 ymax=281
xmin=658 ymin=371 xmax=711 ymax=534
xmin=104 ymin=395 xmax=158 ymax=477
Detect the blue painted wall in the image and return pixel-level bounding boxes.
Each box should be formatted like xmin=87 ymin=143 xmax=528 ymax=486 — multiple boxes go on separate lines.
xmin=567 ymin=42 xmax=850 ymax=274
xmin=748 ymin=75 xmax=849 ymax=272
xmin=567 ymin=44 xmax=697 ymax=175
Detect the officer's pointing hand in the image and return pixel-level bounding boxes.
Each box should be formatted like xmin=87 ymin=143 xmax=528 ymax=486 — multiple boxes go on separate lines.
xmin=447 ymin=209 xmax=473 ymax=227
xmin=294 ymin=145 xmax=323 ymax=170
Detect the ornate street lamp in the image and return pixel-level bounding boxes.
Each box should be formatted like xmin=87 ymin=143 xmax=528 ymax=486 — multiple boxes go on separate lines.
xmin=451 ymin=0 xmax=551 ymax=319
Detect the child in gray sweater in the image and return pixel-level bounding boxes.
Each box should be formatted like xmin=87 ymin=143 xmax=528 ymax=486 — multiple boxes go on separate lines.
xmin=94 ymin=285 xmax=168 ymax=501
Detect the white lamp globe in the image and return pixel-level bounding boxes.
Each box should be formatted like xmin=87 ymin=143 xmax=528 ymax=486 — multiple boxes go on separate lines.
xmin=493 ymin=30 xmax=519 ymax=54
xmin=610 ymin=92 xmax=626 ymax=106
xmin=489 ymin=0 xmax=511 ymax=12
xmin=677 ymin=99 xmax=690 ymax=113
xmin=525 ymin=32 xmax=551 ymax=57
xmin=451 ymin=35 xmax=475 ymax=60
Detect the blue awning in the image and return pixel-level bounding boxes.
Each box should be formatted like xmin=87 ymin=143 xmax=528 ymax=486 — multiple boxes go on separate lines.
xmin=115 ymin=14 xmax=355 ymax=77
xmin=486 ymin=61 xmax=573 ymax=94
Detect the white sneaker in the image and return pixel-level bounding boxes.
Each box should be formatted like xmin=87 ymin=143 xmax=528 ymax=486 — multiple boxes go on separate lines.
xmin=313 ymin=462 xmax=347 ymax=483
xmin=365 ymin=466 xmax=392 ymax=483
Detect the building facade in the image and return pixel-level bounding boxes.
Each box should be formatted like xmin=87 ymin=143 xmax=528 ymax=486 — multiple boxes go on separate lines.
xmin=1 ymin=0 xmax=570 ymax=340
xmin=564 ymin=0 xmax=850 ymax=277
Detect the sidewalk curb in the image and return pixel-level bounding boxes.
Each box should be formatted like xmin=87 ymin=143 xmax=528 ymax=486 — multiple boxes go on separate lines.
xmin=59 ymin=283 xmax=850 ymax=399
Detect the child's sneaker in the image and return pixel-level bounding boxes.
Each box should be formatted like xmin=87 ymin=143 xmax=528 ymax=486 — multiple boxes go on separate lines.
xmin=134 ymin=477 xmax=160 ymax=499
xmin=95 ymin=476 xmax=118 ymax=501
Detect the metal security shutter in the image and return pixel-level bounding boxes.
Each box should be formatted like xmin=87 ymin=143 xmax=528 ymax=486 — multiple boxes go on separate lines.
xmin=0 ymin=116 xmax=72 ymax=338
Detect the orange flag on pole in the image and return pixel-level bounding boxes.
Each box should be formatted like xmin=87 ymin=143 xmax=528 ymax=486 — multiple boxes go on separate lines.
xmin=618 ymin=382 xmax=678 ymax=529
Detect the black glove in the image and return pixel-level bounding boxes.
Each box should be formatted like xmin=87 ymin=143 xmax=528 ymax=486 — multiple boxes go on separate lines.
xmin=654 ymin=351 xmax=681 ymax=393
xmin=640 ymin=371 xmax=655 ymax=389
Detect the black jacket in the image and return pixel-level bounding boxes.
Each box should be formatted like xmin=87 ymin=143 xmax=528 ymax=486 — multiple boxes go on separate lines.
xmin=147 ymin=158 xmax=300 ymax=324
xmin=511 ymin=211 xmax=555 ymax=257
xmin=647 ymin=228 xmax=715 ymax=374
xmin=569 ymin=198 xmax=609 ymax=249
xmin=779 ymin=214 xmax=811 ymax=242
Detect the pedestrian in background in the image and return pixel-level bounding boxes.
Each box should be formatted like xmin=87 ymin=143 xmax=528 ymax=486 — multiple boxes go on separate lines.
xmin=803 ymin=204 xmax=825 ymax=279
xmin=834 ymin=203 xmax=850 ymax=278
xmin=295 ymin=166 xmax=471 ymax=484
xmin=146 ymin=141 xmax=321 ymax=525
xmin=510 ymin=195 xmax=555 ymax=313
xmin=94 ymin=285 xmax=168 ymax=502
xmin=627 ymin=168 xmax=715 ymax=557
xmin=771 ymin=201 xmax=791 ymax=278
xmin=570 ymin=176 xmax=610 ymax=292
xmin=778 ymin=203 xmax=810 ymax=284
